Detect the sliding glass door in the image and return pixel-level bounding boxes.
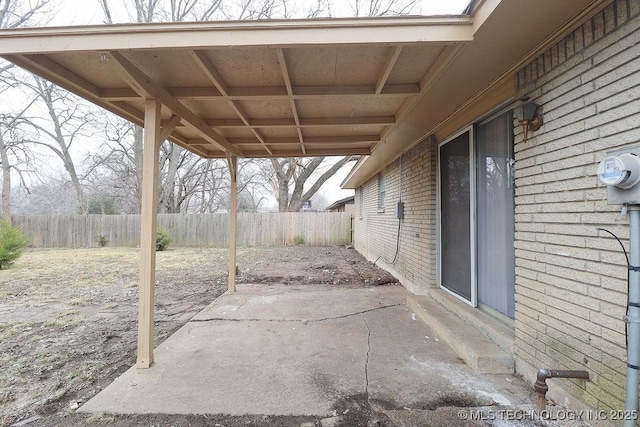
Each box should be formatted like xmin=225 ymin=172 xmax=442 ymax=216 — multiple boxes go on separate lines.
xmin=439 ymin=131 xmax=473 ymax=302
xmin=476 ymin=112 xmax=515 ymax=318
xmin=438 ymin=111 xmax=515 ymax=318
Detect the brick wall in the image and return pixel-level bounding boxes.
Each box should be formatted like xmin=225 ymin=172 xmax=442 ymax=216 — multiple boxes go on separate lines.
xmin=514 ymin=0 xmax=640 ymax=417
xmin=353 ymin=137 xmax=437 ymax=294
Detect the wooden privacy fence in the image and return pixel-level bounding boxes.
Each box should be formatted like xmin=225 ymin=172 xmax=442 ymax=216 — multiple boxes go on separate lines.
xmin=11 ymin=212 xmax=353 ymax=248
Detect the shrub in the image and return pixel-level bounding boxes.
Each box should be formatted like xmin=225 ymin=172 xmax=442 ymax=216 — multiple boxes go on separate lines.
xmin=96 ymin=235 xmax=109 ymax=248
xmin=293 ymin=234 xmax=305 ymax=245
xmin=0 ymin=221 xmax=29 ymax=270
xmin=156 ymin=228 xmax=172 ymax=251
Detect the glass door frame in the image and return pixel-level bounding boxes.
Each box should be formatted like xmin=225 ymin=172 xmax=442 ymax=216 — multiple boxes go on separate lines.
xmin=436 ymin=126 xmax=477 ymax=307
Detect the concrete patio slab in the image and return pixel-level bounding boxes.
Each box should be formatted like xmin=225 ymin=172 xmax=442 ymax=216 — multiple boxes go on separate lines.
xmin=79 ymin=283 xmax=535 ymax=419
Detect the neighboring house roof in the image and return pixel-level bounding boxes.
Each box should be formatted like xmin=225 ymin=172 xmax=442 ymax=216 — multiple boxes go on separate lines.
xmin=326 ymin=196 xmax=355 ymax=211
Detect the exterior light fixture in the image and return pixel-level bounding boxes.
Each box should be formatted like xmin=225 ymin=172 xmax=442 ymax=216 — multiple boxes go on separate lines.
xmin=514 ymin=98 xmax=543 ymax=141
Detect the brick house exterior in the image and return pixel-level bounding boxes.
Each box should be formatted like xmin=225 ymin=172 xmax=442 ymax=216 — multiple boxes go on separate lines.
xmin=349 ymin=0 xmax=640 ymax=420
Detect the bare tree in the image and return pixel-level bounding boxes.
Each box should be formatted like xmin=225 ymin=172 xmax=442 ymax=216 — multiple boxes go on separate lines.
xmin=169 ymin=0 xmax=223 ymax=21
xmin=348 ymin=0 xmax=419 ymax=17
xmin=0 ymin=0 xmax=52 ymax=29
xmin=84 ymin=113 xmax=140 ymax=213
xmin=100 ymin=0 xmax=224 ymax=23
xmin=12 ymin=171 xmax=79 ymax=215
xmin=20 ymin=76 xmax=93 ymax=214
xmin=0 ymin=0 xmax=55 ymax=219
xmin=88 ymin=113 xmax=267 ymax=214
xmin=264 ymin=156 xmax=355 ymax=212
xmin=0 ymin=110 xmax=36 ymax=221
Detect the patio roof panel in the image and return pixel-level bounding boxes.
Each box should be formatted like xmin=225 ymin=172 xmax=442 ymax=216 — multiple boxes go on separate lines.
xmin=256 ymin=127 xmax=299 ymax=139
xmin=46 ymin=52 xmax=126 ymax=89
xmin=385 ymin=45 xmax=444 ymax=85
xmin=117 ymin=50 xmax=215 ymax=88
xmin=212 ymin=127 xmax=259 ymax=139
xmin=234 ymin=99 xmax=293 ymax=119
xmin=285 ymin=45 xmax=391 ymax=86
xmin=196 ymin=48 xmax=285 ymax=88
xmin=295 ymin=97 xmax=406 ymax=119
xmin=179 ymin=99 xmax=240 ymax=121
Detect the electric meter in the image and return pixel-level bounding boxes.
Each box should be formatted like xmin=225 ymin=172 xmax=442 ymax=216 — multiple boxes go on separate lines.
xmin=597 ymin=153 xmax=640 ymax=189
xmin=599 ymin=146 xmax=640 ymax=205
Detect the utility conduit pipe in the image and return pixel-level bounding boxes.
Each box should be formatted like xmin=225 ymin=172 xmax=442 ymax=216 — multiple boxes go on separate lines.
xmin=624 ymin=206 xmax=640 ymax=427
xmin=534 ymin=369 xmax=589 ymax=412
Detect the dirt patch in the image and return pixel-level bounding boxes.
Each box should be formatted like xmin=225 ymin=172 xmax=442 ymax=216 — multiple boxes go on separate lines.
xmin=0 ymin=245 xmax=398 ymax=427
xmin=238 ymin=246 xmax=398 ymax=287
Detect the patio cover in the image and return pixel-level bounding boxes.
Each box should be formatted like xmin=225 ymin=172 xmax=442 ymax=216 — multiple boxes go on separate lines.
xmin=0 ymin=0 xmax=607 ymax=368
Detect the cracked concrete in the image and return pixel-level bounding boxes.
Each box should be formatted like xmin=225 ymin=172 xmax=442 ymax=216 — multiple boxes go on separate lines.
xmin=188 ymin=303 xmax=404 ymax=324
xmin=363 ymin=319 xmax=371 ymax=405
xmin=79 ymin=283 xmax=537 ymax=422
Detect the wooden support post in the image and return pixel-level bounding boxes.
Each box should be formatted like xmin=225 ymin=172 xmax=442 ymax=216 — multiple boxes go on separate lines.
xmin=227 ymin=155 xmax=238 ymax=293
xmin=137 ymin=99 xmax=161 ymax=369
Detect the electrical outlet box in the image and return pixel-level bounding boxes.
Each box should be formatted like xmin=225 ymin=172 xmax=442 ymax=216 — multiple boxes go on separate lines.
xmin=395 ymin=202 xmax=404 ymax=219
xmin=600 ymin=145 xmax=640 ymax=205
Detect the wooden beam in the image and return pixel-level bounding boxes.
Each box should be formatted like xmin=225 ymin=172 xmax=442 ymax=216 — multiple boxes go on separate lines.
xmin=294 ymin=84 xmax=418 ymax=97
xmin=190 ymin=50 xmax=273 ymax=156
xmin=137 ymin=99 xmax=161 ymax=369
xmin=300 ymin=116 xmax=394 ymax=127
xmin=227 ymin=155 xmax=238 ymax=293
xmin=375 ymin=46 xmax=402 ymax=95
xmin=274 ymin=135 xmax=379 ymax=144
xmin=187 ymin=135 xmax=380 ymax=146
xmin=169 ymin=116 xmax=395 ymax=129
xmin=199 ymin=147 xmax=370 ymax=158
xmin=99 ymin=84 xmax=420 ymax=101
xmin=243 ymin=148 xmax=372 ymax=157
xmin=189 ymin=50 xmax=229 ymax=95
xmin=107 ymin=51 xmax=241 ymax=156
xmin=276 ymin=48 xmax=306 ymax=155
xmin=159 ymin=114 xmax=182 ymax=142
